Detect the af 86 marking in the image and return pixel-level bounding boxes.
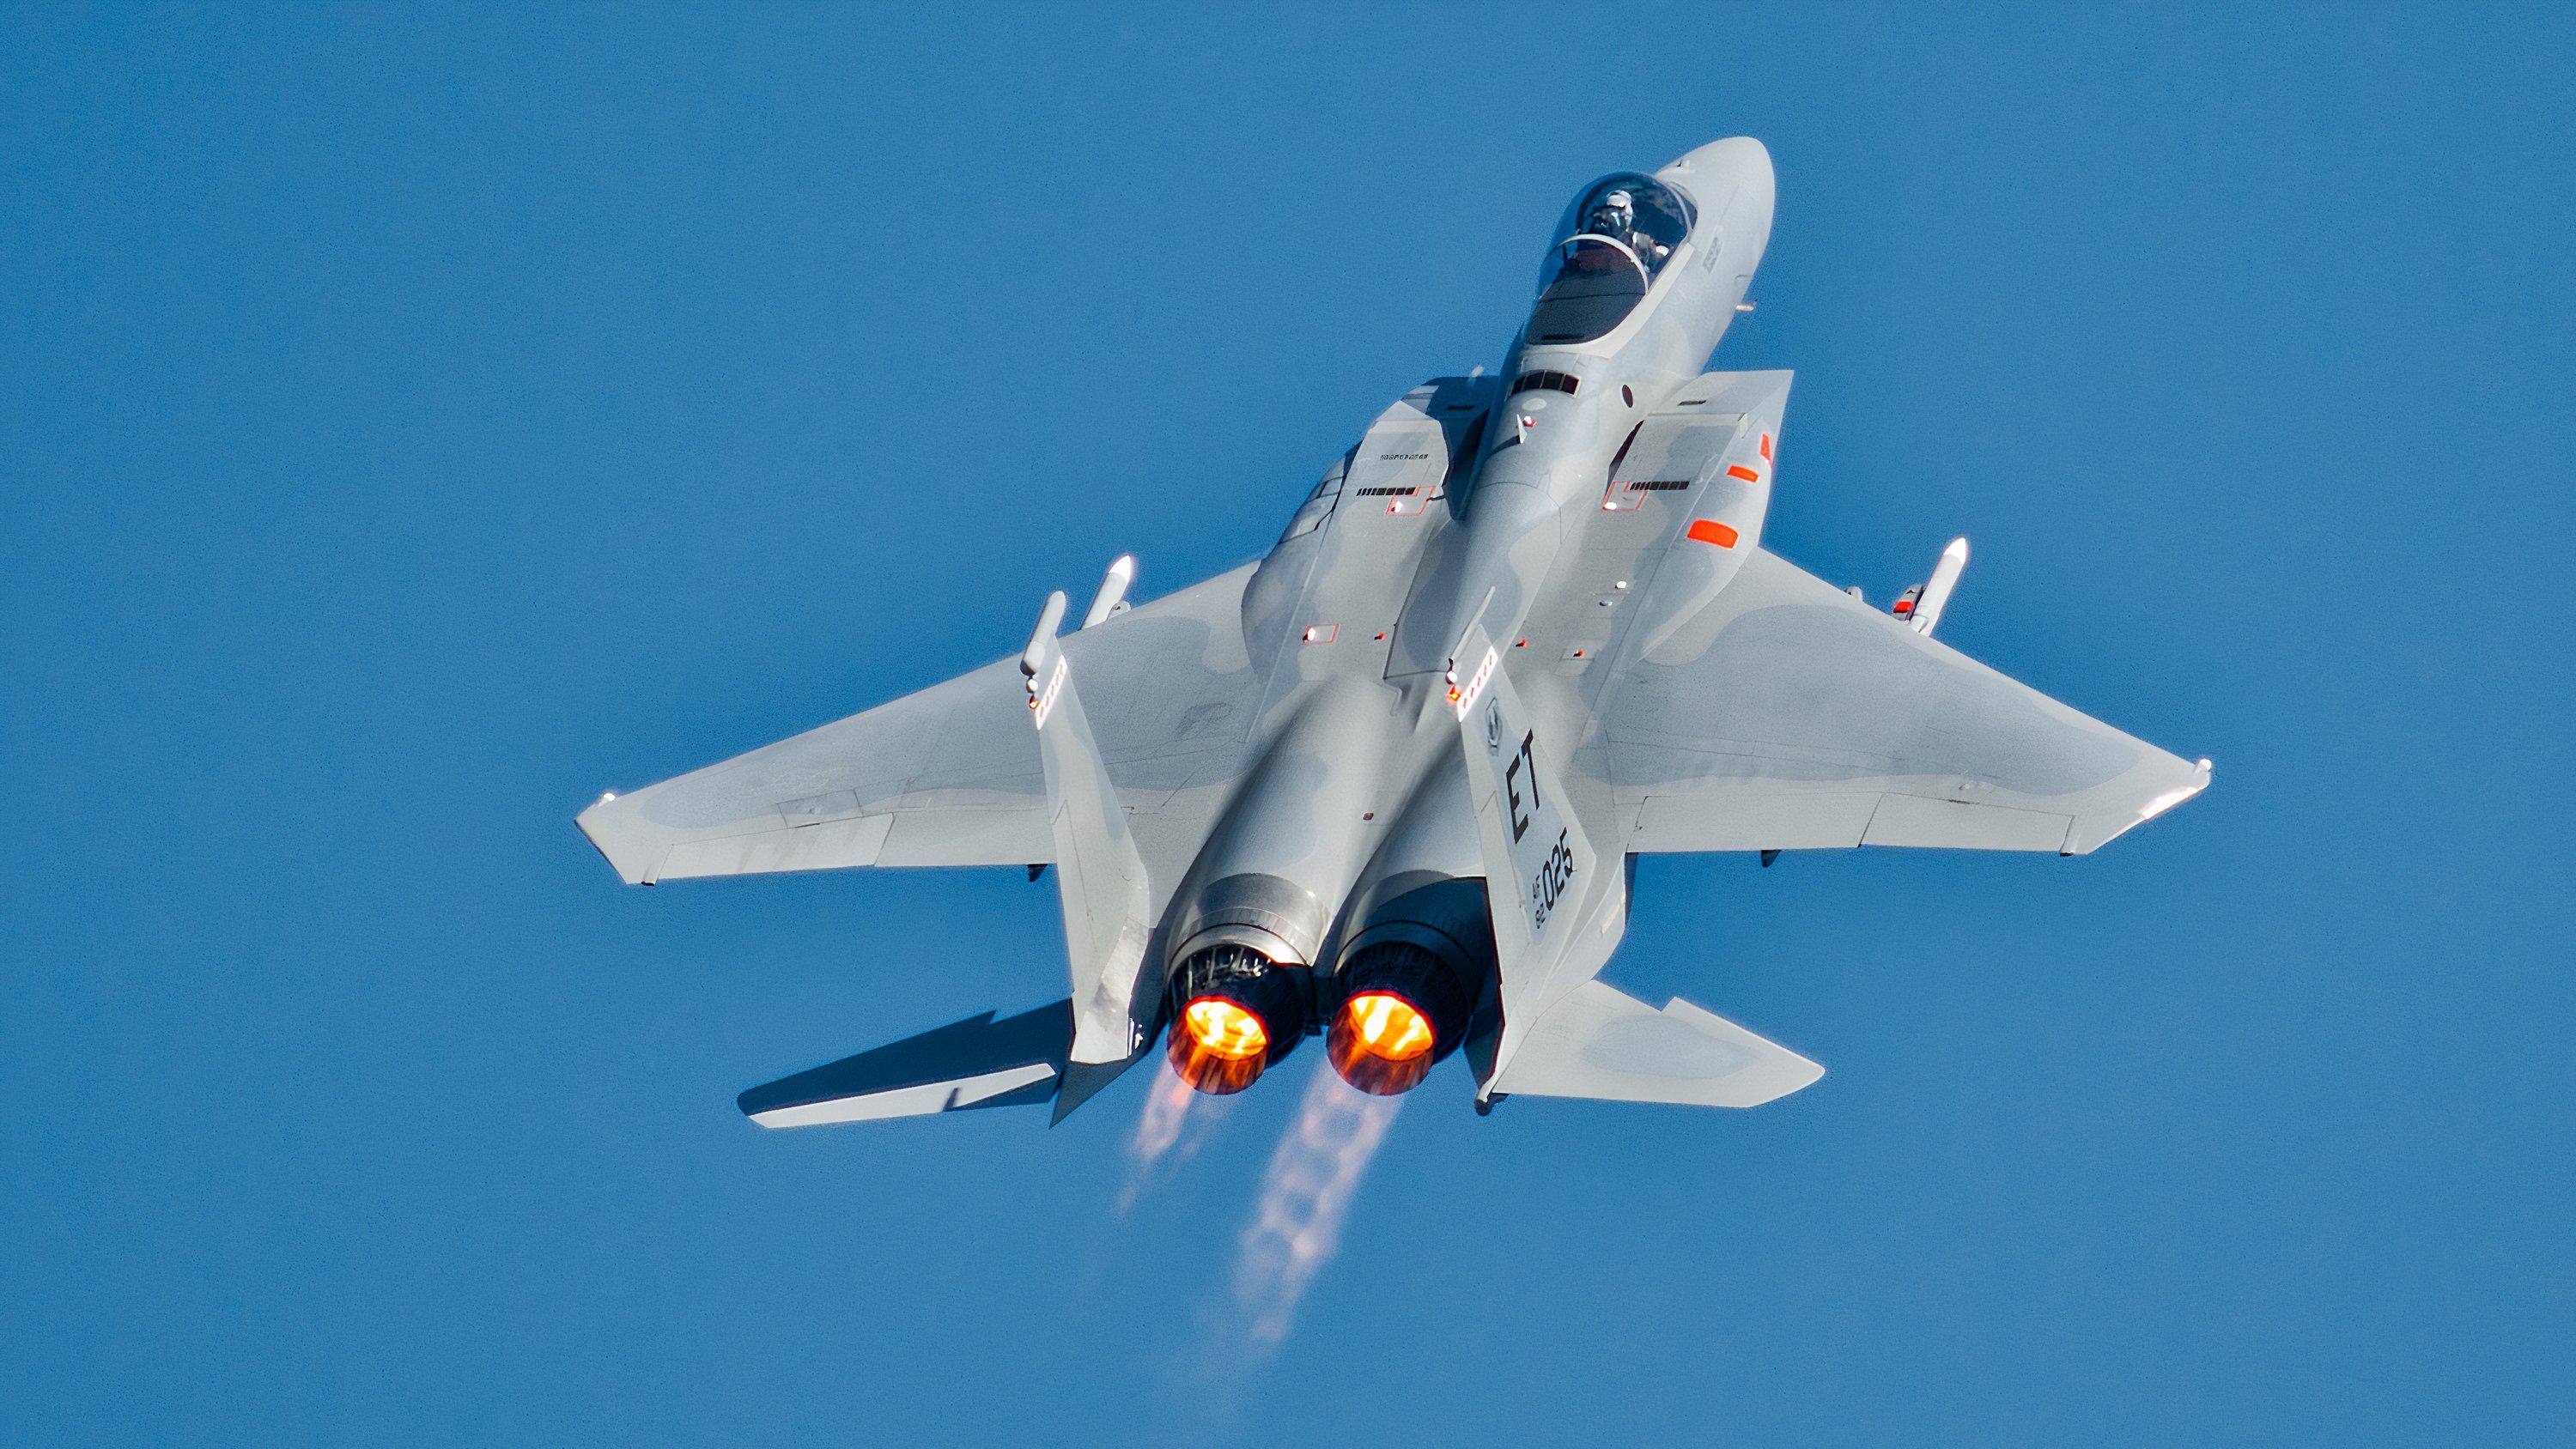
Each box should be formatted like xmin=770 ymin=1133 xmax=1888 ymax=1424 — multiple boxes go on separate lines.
xmin=1528 ymin=826 xmax=1577 ymax=931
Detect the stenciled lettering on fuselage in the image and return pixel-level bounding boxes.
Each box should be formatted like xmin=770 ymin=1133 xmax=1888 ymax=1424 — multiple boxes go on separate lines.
xmin=1503 ymin=727 xmax=1540 ymax=841
xmin=1528 ymin=827 xmax=1576 ymax=931
xmin=1486 ymin=704 xmax=1579 ymax=937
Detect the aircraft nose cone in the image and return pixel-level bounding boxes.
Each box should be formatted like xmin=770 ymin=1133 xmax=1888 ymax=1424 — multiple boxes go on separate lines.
xmin=1666 ymin=136 xmax=1775 ymax=215
xmin=1664 ymin=136 xmax=1775 ymax=259
xmin=1670 ymin=135 xmax=1771 ymax=183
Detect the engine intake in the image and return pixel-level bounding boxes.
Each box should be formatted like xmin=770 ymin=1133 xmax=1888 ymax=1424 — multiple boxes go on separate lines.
xmin=1165 ymin=943 xmax=1306 ymax=1095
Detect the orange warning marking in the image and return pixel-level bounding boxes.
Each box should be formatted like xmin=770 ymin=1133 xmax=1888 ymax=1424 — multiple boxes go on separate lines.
xmin=1727 ymin=464 xmax=1760 ymax=482
xmin=1759 ymin=433 xmax=1772 ymax=461
xmin=1686 ymin=518 xmax=1739 ymax=549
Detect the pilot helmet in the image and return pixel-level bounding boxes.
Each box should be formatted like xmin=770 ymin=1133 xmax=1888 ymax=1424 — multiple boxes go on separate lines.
xmin=1589 ymin=189 xmax=1636 ymax=235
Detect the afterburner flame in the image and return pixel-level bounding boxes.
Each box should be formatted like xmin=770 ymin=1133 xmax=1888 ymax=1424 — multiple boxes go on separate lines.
xmin=1170 ymin=996 xmax=1273 ymax=1094
xmin=1346 ymin=992 xmax=1433 ymax=1059
xmin=1185 ymin=997 xmax=1268 ymax=1059
xmin=1327 ymin=991 xmax=1438 ymax=1095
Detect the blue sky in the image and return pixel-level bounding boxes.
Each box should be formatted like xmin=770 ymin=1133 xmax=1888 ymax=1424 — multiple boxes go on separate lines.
xmin=6 ymin=5 xmax=2571 ymax=1444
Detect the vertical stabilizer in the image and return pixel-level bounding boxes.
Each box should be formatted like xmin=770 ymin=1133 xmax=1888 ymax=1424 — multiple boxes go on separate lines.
xmin=1446 ymin=618 xmax=1628 ymax=1100
xmin=1021 ymin=594 xmax=1157 ymax=1094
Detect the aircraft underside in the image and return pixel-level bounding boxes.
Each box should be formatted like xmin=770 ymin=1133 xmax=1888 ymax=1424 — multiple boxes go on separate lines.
xmin=576 ymin=138 xmax=2208 ymax=1130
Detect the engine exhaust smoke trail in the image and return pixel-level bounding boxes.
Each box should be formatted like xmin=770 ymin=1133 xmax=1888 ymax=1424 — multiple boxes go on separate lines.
xmin=1115 ymin=1058 xmax=1223 ymax=1216
xmin=1230 ymin=1058 xmax=1402 ymax=1347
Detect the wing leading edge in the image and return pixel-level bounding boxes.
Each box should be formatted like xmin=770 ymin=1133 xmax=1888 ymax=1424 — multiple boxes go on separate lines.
xmin=577 ymin=563 xmax=1264 ymax=888
xmin=1601 ymin=547 xmax=2208 ymax=856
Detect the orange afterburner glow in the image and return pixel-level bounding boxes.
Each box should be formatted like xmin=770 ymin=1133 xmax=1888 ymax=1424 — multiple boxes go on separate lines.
xmin=1169 ymin=996 xmax=1272 ymax=1094
xmin=1185 ymin=997 xmax=1268 ymax=1059
xmin=1327 ymin=991 xmax=1438 ymax=1095
xmin=1346 ymin=993 xmax=1433 ymax=1059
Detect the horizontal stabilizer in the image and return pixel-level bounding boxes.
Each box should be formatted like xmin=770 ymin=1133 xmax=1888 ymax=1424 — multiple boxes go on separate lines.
xmin=1492 ymin=980 xmax=1821 ymax=1108
xmin=738 ymin=1000 xmax=1071 ymax=1129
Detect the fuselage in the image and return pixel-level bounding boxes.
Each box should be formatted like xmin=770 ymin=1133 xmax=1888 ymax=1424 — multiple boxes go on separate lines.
xmin=1397 ymin=136 xmax=1777 ymax=676
xmin=1157 ymin=139 xmax=1779 ymax=1094
xmin=574 ymin=130 xmax=2205 ymax=1128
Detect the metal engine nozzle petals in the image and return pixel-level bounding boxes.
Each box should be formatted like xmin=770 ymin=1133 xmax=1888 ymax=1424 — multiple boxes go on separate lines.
xmin=1165 ymin=943 xmax=1306 ymax=1095
xmin=1327 ymin=940 xmax=1477 ymax=1096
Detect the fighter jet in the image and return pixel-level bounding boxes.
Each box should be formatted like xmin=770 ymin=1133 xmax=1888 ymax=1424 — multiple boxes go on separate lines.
xmin=577 ymin=137 xmax=2209 ymax=1128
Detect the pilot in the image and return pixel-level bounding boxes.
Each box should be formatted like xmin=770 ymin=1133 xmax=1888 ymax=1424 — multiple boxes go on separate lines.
xmin=1585 ymin=188 xmax=1672 ymax=267
xmin=1586 ymin=189 xmax=1637 ymax=244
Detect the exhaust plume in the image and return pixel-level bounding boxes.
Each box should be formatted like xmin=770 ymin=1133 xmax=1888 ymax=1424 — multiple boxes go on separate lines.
xmin=1115 ymin=1058 xmax=1225 ymax=1216
xmin=1229 ymin=1057 xmax=1403 ymax=1347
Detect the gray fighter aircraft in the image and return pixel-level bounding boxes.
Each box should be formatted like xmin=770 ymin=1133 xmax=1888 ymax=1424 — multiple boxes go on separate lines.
xmin=578 ymin=137 xmax=2209 ymax=1128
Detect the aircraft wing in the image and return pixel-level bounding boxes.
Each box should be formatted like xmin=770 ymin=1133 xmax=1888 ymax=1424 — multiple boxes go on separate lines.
xmin=577 ymin=563 xmax=1263 ymax=888
xmin=1601 ymin=547 xmax=2208 ymax=856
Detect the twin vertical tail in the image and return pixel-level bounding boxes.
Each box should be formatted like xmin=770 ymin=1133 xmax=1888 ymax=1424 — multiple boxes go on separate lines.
xmin=736 ymin=555 xmax=1818 ymax=1130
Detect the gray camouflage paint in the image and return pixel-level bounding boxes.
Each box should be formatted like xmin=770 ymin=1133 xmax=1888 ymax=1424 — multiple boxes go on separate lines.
xmin=576 ymin=137 xmax=2207 ymax=1121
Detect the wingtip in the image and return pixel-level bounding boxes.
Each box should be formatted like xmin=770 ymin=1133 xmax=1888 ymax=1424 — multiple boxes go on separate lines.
xmin=2064 ymin=754 xmax=2213 ymax=855
xmin=576 ymin=791 xmax=662 ymax=885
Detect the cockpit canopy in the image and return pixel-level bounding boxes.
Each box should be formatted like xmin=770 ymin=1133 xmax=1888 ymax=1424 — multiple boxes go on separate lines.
xmin=1554 ymin=173 xmax=1695 ymax=273
xmin=1526 ymin=173 xmax=1698 ymax=346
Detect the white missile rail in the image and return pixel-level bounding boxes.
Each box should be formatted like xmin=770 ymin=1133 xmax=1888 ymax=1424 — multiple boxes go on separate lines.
xmin=1080 ymin=555 xmax=1135 ymax=628
xmin=1892 ymin=537 xmax=1970 ymax=636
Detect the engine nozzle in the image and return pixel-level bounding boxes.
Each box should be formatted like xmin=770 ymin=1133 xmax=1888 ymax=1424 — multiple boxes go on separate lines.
xmin=1327 ymin=941 xmax=1476 ymax=1096
xmin=1165 ymin=943 xmax=1305 ymax=1095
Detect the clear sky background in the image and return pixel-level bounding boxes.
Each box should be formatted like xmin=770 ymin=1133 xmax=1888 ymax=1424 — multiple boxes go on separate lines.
xmin=7 ymin=5 xmax=2572 ymax=1445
